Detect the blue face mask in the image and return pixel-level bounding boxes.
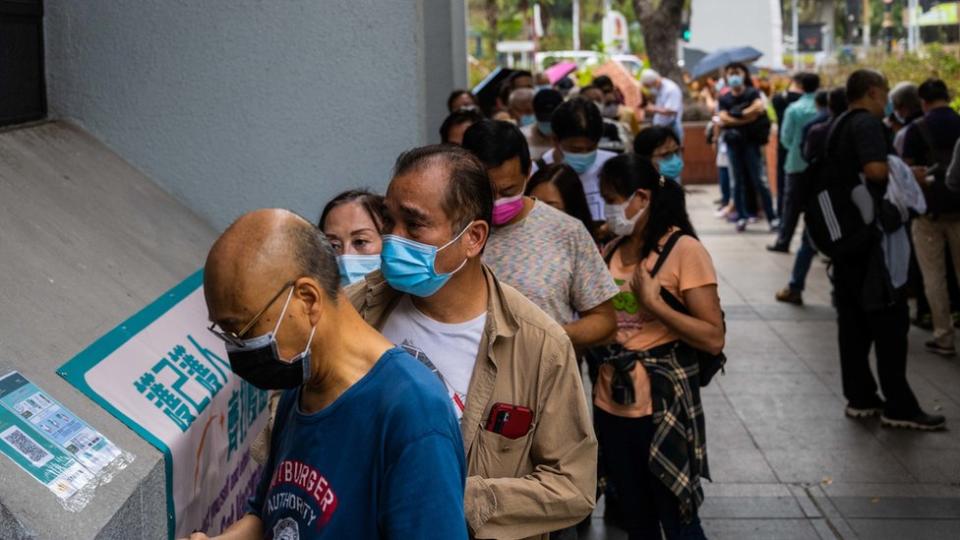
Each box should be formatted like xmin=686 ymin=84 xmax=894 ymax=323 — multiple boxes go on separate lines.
xmin=657 ymin=153 xmax=684 ymax=180
xmin=563 ymin=149 xmax=598 ymax=174
xmin=380 ymin=227 xmax=469 ymax=297
xmin=519 ymin=114 xmax=536 ymax=127
xmin=537 ymin=121 xmax=553 ymax=137
xmin=727 ymin=74 xmax=744 ymax=89
xmin=337 ymin=254 xmax=381 ymax=286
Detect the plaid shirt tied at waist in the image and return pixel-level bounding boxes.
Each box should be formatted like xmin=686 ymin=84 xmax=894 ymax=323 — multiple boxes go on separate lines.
xmin=602 ymin=343 xmax=710 ymax=523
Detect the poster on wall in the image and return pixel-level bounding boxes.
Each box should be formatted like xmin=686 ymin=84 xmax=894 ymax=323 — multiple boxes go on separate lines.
xmin=58 ymin=270 xmax=269 ymax=540
xmin=0 ymin=371 xmax=130 ymax=510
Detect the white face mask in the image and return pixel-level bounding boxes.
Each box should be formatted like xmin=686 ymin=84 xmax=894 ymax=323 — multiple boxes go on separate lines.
xmin=604 ymin=193 xmax=643 ymax=236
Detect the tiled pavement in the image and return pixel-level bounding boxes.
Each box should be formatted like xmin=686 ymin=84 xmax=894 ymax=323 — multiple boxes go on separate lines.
xmin=579 ymin=187 xmax=960 ymax=539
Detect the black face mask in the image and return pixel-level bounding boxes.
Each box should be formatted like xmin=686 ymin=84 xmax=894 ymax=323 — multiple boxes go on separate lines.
xmin=225 ymin=334 xmax=312 ymax=390
xmin=224 ymin=288 xmax=316 ymax=390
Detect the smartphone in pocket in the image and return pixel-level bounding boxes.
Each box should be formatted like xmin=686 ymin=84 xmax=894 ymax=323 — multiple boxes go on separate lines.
xmin=484 ymin=403 xmax=533 ymax=439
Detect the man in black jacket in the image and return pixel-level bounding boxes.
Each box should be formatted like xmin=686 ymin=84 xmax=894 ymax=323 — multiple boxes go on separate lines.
xmin=829 ymin=70 xmax=945 ymax=431
xmin=902 ymin=78 xmax=960 ymax=358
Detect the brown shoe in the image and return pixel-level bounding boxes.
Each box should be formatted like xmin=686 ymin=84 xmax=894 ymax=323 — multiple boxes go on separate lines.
xmin=775 ymin=287 xmax=803 ymax=306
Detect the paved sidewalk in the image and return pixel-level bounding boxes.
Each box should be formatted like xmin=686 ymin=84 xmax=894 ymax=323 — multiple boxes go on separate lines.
xmin=580 ymin=187 xmax=960 ymax=539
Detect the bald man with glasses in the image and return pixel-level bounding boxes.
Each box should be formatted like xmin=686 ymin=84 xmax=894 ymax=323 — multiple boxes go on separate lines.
xmin=187 ymin=208 xmax=467 ymax=540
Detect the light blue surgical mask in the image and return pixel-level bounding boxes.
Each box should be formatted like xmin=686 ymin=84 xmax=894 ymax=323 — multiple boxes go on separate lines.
xmin=519 ymin=114 xmax=536 ymax=127
xmin=657 ymin=153 xmax=684 ymax=180
xmin=563 ymin=149 xmax=598 ymax=174
xmin=380 ymin=226 xmax=469 ymax=297
xmin=537 ymin=121 xmax=553 ymax=137
xmin=337 ymin=254 xmax=381 ymax=286
xmin=727 ymin=75 xmax=744 ymax=89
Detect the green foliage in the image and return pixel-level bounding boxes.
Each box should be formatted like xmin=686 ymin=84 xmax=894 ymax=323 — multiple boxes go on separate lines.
xmin=821 ymin=45 xmax=960 ymax=110
xmin=467 ymin=0 xmax=647 ymax=56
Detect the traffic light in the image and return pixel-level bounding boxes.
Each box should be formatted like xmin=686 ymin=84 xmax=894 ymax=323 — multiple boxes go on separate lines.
xmin=680 ymin=23 xmax=691 ymax=42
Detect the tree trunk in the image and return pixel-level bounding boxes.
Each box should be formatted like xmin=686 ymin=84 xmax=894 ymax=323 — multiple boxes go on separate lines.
xmin=540 ymin=2 xmax=551 ymax=36
xmin=485 ymin=0 xmax=499 ymax=59
xmin=518 ymin=0 xmax=530 ymax=39
xmin=633 ymin=0 xmax=684 ymax=84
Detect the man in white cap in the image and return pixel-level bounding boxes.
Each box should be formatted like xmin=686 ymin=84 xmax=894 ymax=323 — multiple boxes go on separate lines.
xmin=641 ymin=68 xmax=684 ymax=142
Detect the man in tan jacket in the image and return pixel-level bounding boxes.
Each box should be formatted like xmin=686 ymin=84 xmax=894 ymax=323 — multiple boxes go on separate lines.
xmin=354 ymin=144 xmax=597 ymax=539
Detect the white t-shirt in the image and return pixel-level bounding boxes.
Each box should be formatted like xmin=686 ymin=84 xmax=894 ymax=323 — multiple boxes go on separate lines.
xmin=380 ymin=296 xmax=486 ymax=420
xmin=534 ymin=148 xmax=616 ymax=220
xmin=654 ymin=78 xmax=684 ymax=139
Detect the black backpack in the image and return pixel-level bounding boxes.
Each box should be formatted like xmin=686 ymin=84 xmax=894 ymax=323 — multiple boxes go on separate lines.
xmin=801 ymin=109 xmax=878 ymax=261
xmin=603 ymin=232 xmax=727 ymax=387
xmin=650 ymin=232 xmax=727 ymax=386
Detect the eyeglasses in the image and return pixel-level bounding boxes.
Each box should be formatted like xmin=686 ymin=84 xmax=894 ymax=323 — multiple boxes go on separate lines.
xmin=207 ymin=280 xmax=296 ymax=348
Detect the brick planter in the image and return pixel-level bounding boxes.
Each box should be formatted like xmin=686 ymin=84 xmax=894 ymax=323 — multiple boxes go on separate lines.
xmin=682 ymin=121 xmax=716 ymax=185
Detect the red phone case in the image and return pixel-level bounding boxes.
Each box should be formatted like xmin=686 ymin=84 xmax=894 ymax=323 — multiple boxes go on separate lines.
xmin=484 ymin=403 xmax=533 ymax=439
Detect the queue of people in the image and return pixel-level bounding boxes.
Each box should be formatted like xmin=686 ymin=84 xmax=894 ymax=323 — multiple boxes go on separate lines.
xmin=186 ymin=64 xmax=955 ymax=540
xmin=186 ymin=70 xmax=728 ymax=540
xmin=766 ymin=69 xmax=953 ymax=432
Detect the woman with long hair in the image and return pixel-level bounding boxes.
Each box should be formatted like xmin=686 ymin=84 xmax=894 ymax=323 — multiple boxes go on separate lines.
xmin=594 ymin=154 xmax=724 ymax=540
xmin=525 ymin=162 xmax=596 ymax=237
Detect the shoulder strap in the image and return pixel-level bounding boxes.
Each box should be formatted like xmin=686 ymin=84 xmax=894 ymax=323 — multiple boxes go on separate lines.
xmin=659 ymin=287 xmax=689 ymax=316
xmin=823 ymin=109 xmax=860 ymax=157
xmin=602 ymin=236 xmax=630 ymax=265
xmin=650 ymin=231 xmax=686 ymax=277
xmin=649 ymin=231 xmax=692 ymax=314
xmin=535 ymin=157 xmax=548 ymax=171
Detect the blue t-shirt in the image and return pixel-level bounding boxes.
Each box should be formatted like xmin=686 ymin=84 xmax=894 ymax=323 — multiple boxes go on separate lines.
xmin=248 ymin=347 xmax=467 ymax=539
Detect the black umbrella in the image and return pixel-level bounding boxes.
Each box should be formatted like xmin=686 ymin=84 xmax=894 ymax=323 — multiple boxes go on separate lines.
xmin=472 ymin=67 xmax=515 ymax=117
xmin=691 ymin=46 xmax=764 ymax=79
xmin=682 ymin=47 xmax=708 ymax=72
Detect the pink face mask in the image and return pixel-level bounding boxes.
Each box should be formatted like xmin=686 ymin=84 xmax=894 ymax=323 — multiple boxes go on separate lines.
xmin=492 ymin=194 xmax=525 ymax=225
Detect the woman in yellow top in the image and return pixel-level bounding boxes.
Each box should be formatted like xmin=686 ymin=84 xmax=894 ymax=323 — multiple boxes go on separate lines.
xmin=595 ymin=154 xmax=724 ymax=540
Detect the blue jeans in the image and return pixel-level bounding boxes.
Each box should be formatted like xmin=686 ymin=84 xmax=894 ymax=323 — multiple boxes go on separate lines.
xmin=718 ymin=165 xmax=732 ymax=206
xmin=774 ymin=172 xmax=805 ymax=248
xmin=727 ymin=137 xmax=776 ymax=223
xmin=789 ymin=232 xmax=817 ymax=292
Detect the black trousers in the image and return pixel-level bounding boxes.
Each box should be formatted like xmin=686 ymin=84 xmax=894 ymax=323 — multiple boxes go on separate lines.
xmin=834 ymin=263 xmax=921 ymax=417
xmin=595 ymin=409 xmax=706 ymax=540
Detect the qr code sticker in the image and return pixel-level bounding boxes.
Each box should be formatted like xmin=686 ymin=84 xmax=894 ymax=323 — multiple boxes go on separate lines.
xmin=1 ymin=426 xmax=53 ymax=467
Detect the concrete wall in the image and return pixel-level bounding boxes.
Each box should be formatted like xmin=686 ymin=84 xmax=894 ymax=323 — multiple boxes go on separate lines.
xmin=0 ymin=121 xmax=215 ymax=539
xmin=689 ymin=0 xmax=785 ymax=69
xmin=44 ymin=0 xmax=468 ymax=230
xmin=421 ymin=0 xmax=469 ymax=143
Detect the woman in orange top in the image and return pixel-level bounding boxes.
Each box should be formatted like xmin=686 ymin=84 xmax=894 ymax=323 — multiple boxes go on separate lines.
xmin=595 ymin=154 xmax=724 ymax=540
